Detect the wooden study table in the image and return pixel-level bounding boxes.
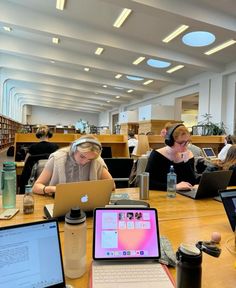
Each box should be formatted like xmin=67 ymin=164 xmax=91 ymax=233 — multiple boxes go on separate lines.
xmin=0 ymin=189 xmax=235 ymax=288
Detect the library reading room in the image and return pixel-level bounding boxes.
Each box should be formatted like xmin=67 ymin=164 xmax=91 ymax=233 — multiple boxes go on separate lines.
xmin=0 ymin=1 xmax=236 ymax=288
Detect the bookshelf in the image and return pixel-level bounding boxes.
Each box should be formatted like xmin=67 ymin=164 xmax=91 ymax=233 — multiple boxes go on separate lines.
xmin=0 ymin=115 xmax=22 ymax=151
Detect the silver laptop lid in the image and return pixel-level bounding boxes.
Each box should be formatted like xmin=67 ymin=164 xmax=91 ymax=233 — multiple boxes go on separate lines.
xmin=0 ymin=219 xmax=65 ymax=288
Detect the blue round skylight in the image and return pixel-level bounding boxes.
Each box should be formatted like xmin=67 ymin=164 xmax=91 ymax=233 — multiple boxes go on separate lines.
xmin=126 ymin=75 xmax=144 ymax=81
xmin=182 ymin=31 xmax=215 ymax=47
xmin=147 ymin=59 xmax=171 ymax=68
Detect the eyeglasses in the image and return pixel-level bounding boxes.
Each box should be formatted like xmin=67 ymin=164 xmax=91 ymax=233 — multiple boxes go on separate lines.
xmin=175 ymin=140 xmax=189 ymax=147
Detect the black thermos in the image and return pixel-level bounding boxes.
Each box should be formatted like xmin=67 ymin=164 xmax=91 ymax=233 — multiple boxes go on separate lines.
xmin=176 ymin=243 xmax=202 ymax=288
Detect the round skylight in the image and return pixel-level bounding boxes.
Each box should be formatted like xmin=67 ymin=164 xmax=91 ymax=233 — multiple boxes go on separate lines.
xmin=147 ymin=59 xmax=171 ymax=68
xmin=126 ymin=75 xmax=144 ymax=81
xmin=182 ymin=31 xmax=215 ymax=47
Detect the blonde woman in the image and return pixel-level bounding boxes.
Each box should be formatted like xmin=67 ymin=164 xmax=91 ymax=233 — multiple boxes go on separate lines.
xmin=33 ymin=135 xmax=113 ymax=196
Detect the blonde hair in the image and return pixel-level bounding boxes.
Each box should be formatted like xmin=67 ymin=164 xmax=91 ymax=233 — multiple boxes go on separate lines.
xmin=164 ymin=122 xmax=190 ymax=141
xmin=72 ymin=135 xmax=102 ymax=154
xmin=221 ymin=145 xmax=236 ymax=170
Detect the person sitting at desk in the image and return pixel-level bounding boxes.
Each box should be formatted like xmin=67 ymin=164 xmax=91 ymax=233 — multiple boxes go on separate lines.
xmin=28 ymin=125 xmax=59 ymax=156
xmin=32 ymin=135 xmax=113 ymax=196
xmin=218 ymin=135 xmax=236 ymax=161
xmin=145 ymin=122 xmax=198 ymax=191
xmin=128 ymin=131 xmax=138 ymax=156
xmin=203 ymin=145 xmax=236 ymax=186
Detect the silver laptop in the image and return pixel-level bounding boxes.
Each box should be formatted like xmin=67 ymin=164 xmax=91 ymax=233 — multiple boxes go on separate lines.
xmin=177 ymin=170 xmax=233 ymax=199
xmin=202 ymin=147 xmax=218 ymax=160
xmin=44 ymin=179 xmax=114 ymax=219
xmin=91 ymin=207 xmax=174 ymax=288
xmin=0 ymin=219 xmax=66 ymax=288
xmin=219 ymin=189 xmax=236 ymax=231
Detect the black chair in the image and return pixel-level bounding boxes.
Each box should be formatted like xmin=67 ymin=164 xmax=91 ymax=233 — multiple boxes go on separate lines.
xmin=101 ymin=146 xmax=112 ymax=158
xmin=129 ymin=146 xmax=135 ymax=157
xmin=104 ymin=158 xmax=134 ymax=188
xmin=19 ymin=153 xmax=50 ymax=194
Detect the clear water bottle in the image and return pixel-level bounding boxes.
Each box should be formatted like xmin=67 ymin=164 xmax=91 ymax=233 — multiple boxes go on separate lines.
xmin=64 ymin=207 xmax=87 ymax=279
xmin=23 ymin=184 xmax=34 ymax=214
xmin=167 ymin=165 xmax=176 ymax=198
xmin=176 ymin=243 xmax=202 ymax=288
xmin=1 ymin=162 xmax=16 ymax=208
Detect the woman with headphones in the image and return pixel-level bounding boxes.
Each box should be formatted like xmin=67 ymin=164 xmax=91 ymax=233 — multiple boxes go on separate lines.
xmin=145 ymin=122 xmax=198 ymax=191
xmin=28 ymin=125 xmax=59 ymax=156
xmin=32 ymin=135 xmax=113 ymax=196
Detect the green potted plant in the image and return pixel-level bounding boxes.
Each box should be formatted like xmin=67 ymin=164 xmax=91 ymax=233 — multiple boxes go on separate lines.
xmin=192 ymin=113 xmax=226 ymax=135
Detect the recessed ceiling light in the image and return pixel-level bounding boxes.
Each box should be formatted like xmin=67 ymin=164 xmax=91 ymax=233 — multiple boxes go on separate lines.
xmin=133 ymin=57 xmax=145 ymax=65
xmin=126 ymin=75 xmax=144 ymax=81
xmin=162 ymin=25 xmax=189 ymax=43
xmin=103 ymin=85 xmax=108 ymax=88
xmin=182 ymin=31 xmax=215 ymax=47
xmin=116 ymin=96 xmax=121 ymax=99
xmin=50 ymin=60 xmax=55 ymax=64
xmin=52 ymin=37 xmax=60 ymax=44
xmin=147 ymin=59 xmax=171 ymax=68
xmin=84 ymin=67 xmax=90 ymax=72
xmin=106 ymin=100 xmax=111 ymax=103
xmin=166 ymin=65 xmax=184 ymax=73
xmin=95 ymin=92 xmax=99 ymax=94
xmin=95 ymin=47 xmax=104 ymax=55
xmin=143 ymin=80 xmax=153 ymax=85
xmin=115 ymin=74 xmax=123 ymax=79
xmin=127 ymin=89 xmax=133 ymax=93
xmin=114 ymin=87 xmax=124 ymax=90
xmin=56 ymin=0 xmax=66 ymax=10
xmin=3 ymin=26 xmax=12 ymax=32
xmin=113 ymin=8 xmax=132 ymax=28
xmin=204 ymin=39 xmax=236 ymax=55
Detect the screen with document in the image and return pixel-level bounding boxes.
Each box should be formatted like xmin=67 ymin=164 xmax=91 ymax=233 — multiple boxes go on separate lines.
xmin=0 ymin=219 xmax=65 ymax=288
xmin=93 ymin=208 xmax=160 ymax=260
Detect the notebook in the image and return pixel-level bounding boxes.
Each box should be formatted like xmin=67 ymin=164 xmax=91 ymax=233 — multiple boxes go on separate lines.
xmin=219 ymin=189 xmax=236 ymax=231
xmin=177 ymin=170 xmax=233 ymax=199
xmin=91 ymin=207 xmax=174 ymax=288
xmin=202 ymin=147 xmax=218 ymax=159
xmin=0 ymin=219 xmax=66 ymax=288
xmin=44 ymin=179 xmax=114 ymax=219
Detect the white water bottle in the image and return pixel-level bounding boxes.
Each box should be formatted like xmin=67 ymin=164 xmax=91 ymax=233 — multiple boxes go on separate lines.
xmin=167 ymin=165 xmax=176 ymax=198
xmin=64 ymin=207 xmax=87 ymax=279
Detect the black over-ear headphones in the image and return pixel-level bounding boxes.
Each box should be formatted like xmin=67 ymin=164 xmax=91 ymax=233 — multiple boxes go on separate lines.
xmin=36 ymin=127 xmax=53 ymax=139
xmin=165 ymin=124 xmax=184 ymax=147
xmin=71 ymin=138 xmax=102 ymax=153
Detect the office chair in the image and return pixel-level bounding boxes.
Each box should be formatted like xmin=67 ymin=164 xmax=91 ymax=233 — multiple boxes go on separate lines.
xmin=19 ymin=153 xmax=50 ymax=194
xmin=104 ymin=158 xmax=134 ymax=188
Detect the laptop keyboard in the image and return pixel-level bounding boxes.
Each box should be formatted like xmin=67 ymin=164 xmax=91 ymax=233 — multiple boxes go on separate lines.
xmin=93 ymin=263 xmax=171 ymax=283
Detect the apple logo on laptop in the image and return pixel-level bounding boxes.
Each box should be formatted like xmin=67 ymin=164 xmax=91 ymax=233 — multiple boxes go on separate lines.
xmin=81 ymin=194 xmax=88 ymax=203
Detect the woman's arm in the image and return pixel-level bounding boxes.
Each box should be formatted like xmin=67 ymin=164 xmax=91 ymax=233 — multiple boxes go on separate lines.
xmin=32 ymin=167 xmax=56 ymax=195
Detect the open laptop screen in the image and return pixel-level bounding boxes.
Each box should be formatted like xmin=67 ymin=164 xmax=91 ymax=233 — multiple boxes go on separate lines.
xmin=202 ymin=147 xmax=216 ymax=158
xmin=0 ymin=219 xmax=65 ymax=288
xmin=220 ymin=189 xmax=236 ymax=231
xmin=93 ymin=208 xmax=160 ymax=260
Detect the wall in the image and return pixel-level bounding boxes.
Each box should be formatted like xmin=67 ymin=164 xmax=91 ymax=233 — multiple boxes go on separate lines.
xmin=30 ymin=106 xmax=99 ymax=126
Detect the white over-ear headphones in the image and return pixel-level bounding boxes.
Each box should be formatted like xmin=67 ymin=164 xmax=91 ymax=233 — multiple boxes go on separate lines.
xmin=71 ymin=138 xmax=102 ymax=153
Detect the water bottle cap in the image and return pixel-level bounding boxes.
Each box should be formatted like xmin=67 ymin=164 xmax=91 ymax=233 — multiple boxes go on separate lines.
xmin=180 ymin=243 xmax=201 ymax=256
xmin=3 ymin=162 xmax=16 ymax=171
xmin=169 ymin=165 xmax=174 ymax=172
xmin=65 ymin=207 xmax=86 ymax=224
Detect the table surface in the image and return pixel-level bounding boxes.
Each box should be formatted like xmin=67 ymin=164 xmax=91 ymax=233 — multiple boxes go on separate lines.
xmin=1 ymin=188 xmax=236 ymax=288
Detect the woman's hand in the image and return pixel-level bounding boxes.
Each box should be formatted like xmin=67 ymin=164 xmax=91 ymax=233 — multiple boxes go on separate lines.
xmin=176 ymin=181 xmax=193 ymax=191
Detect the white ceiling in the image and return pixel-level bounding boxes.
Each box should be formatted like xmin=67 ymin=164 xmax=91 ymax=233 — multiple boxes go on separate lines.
xmin=0 ymin=0 xmax=236 ymax=114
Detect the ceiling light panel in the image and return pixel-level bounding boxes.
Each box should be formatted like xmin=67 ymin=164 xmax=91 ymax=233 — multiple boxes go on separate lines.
xmin=133 ymin=57 xmax=145 ymax=65
xmin=162 ymin=25 xmax=189 ymax=43
xmin=204 ymin=39 xmax=236 ymax=55
xmin=56 ymin=0 xmax=66 ymax=10
xmin=3 ymin=26 xmax=12 ymax=32
xmin=115 ymin=74 xmax=122 ymax=79
xmin=166 ymin=65 xmax=184 ymax=74
xmin=143 ymin=80 xmax=153 ymax=85
xmin=84 ymin=67 xmax=90 ymax=72
xmin=127 ymin=89 xmax=133 ymax=93
xmin=95 ymin=47 xmax=104 ymax=55
xmin=52 ymin=37 xmax=60 ymax=44
xmin=113 ymin=8 xmax=132 ymax=28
